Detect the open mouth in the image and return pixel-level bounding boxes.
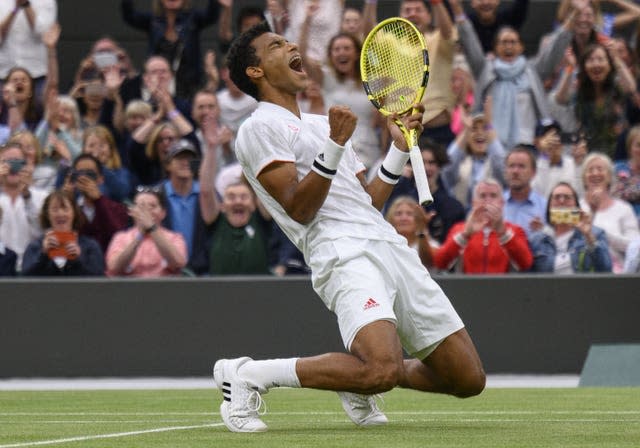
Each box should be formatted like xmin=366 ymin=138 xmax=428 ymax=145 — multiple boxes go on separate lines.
xmin=289 ymin=55 xmax=304 ymax=73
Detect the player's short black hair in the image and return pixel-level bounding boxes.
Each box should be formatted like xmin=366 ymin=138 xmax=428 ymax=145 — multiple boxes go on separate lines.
xmin=226 ymin=21 xmax=272 ymax=101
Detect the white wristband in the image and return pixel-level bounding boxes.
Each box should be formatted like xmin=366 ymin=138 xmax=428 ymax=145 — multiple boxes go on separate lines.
xmin=378 ymin=143 xmax=410 ymax=184
xmin=311 ymin=139 xmax=345 ymax=179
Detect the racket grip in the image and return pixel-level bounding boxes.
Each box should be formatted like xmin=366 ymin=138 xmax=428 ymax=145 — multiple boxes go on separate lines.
xmin=409 ymin=146 xmax=434 ymax=205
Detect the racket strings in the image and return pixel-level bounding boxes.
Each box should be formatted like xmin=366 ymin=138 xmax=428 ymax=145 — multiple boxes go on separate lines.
xmin=362 ymin=21 xmax=425 ymax=114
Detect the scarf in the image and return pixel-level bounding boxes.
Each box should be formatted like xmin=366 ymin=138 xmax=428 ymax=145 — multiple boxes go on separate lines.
xmin=492 ymin=56 xmax=529 ymax=150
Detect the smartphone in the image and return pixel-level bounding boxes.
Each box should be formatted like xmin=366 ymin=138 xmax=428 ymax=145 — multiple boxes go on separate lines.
xmin=94 ymin=51 xmax=118 ymax=69
xmin=549 ymin=208 xmax=581 ymax=226
xmin=47 ymin=231 xmax=78 ymax=260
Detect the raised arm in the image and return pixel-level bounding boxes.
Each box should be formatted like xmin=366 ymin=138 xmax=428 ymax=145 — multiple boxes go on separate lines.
xmin=450 ymin=0 xmax=486 ymax=79
xmin=198 ymin=114 xmax=221 ymax=225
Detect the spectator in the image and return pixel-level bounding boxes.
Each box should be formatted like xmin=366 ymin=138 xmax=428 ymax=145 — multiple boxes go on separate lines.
xmin=503 ymin=145 xmax=547 ymax=236
xmin=81 ymin=125 xmax=133 ymax=201
xmin=284 ymin=0 xmax=343 ymax=64
xmin=0 ymin=0 xmax=57 ymax=98
xmin=614 ymin=124 xmax=640 ymax=217
xmin=387 ymin=138 xmax=466 ymax=245
xmin=385 ymin=196 xmax=434 ymax=269
xmin=465 ymin=0 xmax=529 ymax=54
xmin=35 ymin=94 xmax=83 ymax=169
xmin=623 ymin=236 xmax=640 ymax=272
xmin=301 ymin=27 xmax=384 ymax=171
xmin=401 ymin=0 xmax=457 ymax=147
xmin=450 ymin=55 xmax=475 ymax=136
xmin=218 ymin=5 xmax=266 ymax=57
xmin=568 ymin=42 xmax=637 ymax=158
xmin=22 ymin=190 xmax=104 ymax=276
xmin=60 ymin=154 xmax=129 ymax=253
xmin=441 ymin=109 xmax=506 ymax=209
xmin=9 ymin=130 xmax=60 ymax=191
xmin=217 ymin=67 xmax=258 ymax=148
xmin=199 ymin=116 xmax=272 ymax=275
xmin=119 ymin=55 xmax=193 ymax=122
xmin=0 ymin=140 xmax=47 ymax=268
xmin=452 ymin=0 xmax=574 ymax=150
xmin=580 ymin=152 xmax=640 ymax=271
xmin=191 ymin=89 xmax=234 ymax=171
xmin=120 ymin=0 xmax=220 ymax=100
xmin=570 ymin=130 xmax=590 ymax=197
xmin=69 ymin=59 xmax=107 ymax=128
xmin=114 ymin=99 xmax=153 ymax=171
xmin=434 ymin=178 xmax=533 ymax=273
xmin=532 ymin=120 xmax=579 ymax=198
xmin=106 ymin=186 xmax=187 ymax=277
xmin=1 ymin=66 xmax=44 ymax=131
xmin=529 ymin=181 xmax=612 ymax=273
xmin=0 ymin=207 xmax=17 ymax=276
xmin=340 ymin=5 xmax=376 ymax=43
xmin=161 ymin=138 xmax=209 ymax=274
xmin=130 ymin=121 xmax=180 ymax=186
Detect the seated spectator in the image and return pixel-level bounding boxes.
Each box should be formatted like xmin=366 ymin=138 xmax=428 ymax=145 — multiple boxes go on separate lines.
xmin=22 ymin=190 xmax=104 ymax=276
xmin=623 ymin=236 xmax=640 ymax=273
xmin=529 ymin=182 xmax=612 ymax=273
xmin=532 ymin=120 xmax=578 ymax=198
xmin=613 ymin=125 xmax=640 ymax=217
xmin=387 ymin=138 xmax=466 ymax=245
xmin=503 ymin=145 xmax=547 ymax=236
xmin=105 ymin=187 xmax=187 ymax=277
xmin=0 ymin=141 xmax=48 ymax=269
xmin=441 ymin=109 xmax=506 ymax=209
xmin=0 ymin=207 xmax=17 ymax=276
xmin=199 ymin=116 xmax=272 ymax=275
xmin=385 ymin=196 xmax=434 ymax=269
xmin=60 ymin=154 xmax=129 ymax=253
xmin=581 ymin=152 xmax=640 ymax=271
xmin=81 ymin=125 xmax=133 ymax=201
xmin=434 ymin=179 xmax=533 ymax=273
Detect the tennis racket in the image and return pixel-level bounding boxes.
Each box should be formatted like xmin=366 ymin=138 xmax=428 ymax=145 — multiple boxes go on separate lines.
xmin=360 ymin=17 xmax=433 ymax=205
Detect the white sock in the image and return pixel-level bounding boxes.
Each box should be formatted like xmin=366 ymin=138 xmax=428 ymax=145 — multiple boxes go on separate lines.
xmin=238 ymin=358 xmax=301 ymax=391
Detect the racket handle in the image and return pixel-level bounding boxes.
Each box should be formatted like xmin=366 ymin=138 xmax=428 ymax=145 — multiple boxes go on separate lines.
xmin=409 ymin=145 xmax=434 ymax=206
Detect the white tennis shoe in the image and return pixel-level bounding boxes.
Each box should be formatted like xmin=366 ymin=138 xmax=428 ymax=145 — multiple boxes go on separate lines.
xmin=213 ymin=357 xmax=268 ymax=433
xmin=338 ymin=391 xmax=388 ymax=426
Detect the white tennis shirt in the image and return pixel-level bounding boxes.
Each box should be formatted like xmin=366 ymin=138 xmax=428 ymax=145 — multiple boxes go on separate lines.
xmin=235 ymin=102 xmax=404 ymax=259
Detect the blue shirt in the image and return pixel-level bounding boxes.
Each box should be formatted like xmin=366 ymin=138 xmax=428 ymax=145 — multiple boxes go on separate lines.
xmin=503 ymin=189 xmax=547 ymax=235
xmin=164 ymin=180 xmax=200 ymax=258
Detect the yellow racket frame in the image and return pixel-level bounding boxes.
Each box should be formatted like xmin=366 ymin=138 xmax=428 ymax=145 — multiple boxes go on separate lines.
xmin=360 ymin=17 xmax=433 ymax=205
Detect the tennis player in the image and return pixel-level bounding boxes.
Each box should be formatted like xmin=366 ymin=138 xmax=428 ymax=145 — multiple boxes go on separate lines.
xmin=214 ymin=22 xmax=485 ymax=433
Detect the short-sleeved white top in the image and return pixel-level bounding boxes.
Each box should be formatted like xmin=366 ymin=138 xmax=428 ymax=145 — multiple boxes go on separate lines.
xmin=235 ymin=102 xmax=404 ymax=259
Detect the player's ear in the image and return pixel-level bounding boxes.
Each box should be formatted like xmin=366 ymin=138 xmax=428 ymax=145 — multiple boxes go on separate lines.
xmin=246 ymin=66 xmax=263 ymax=81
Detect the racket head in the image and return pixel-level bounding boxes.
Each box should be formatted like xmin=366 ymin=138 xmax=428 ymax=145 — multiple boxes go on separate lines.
xmin=360 ymin=17 xmax=430 ymax=117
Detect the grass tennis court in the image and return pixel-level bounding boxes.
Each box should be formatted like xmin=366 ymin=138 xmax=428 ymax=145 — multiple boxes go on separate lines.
xmin=1 ymin=387 xmax=639 ymax=447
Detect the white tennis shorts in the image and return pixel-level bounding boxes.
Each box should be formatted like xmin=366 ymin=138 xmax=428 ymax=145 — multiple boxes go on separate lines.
xmin=309 ymin=237 xmax=464 ymax=360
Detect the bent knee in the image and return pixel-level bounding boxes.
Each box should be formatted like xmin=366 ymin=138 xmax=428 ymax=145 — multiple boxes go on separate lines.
xmin=360 ymin=361 xmax=402 ymax=393
xmin=451 ymin=369 xmax=486 ymax=398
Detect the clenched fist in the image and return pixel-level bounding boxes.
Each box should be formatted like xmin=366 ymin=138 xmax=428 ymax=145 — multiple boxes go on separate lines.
xmin=328 ymin=106 xmax=357 ymax=146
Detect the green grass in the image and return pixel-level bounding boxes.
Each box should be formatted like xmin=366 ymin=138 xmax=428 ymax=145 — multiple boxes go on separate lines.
xmin=1 ymin=387 xmax=639 ymax=447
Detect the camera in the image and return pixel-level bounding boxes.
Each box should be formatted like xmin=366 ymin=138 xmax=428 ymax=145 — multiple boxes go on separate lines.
xmin=6 ymin=159 xmax=26 ymax=174
xmin=93 ymin=51 xmax=118 ymax=69
xmin=70 ymin=169 xmax=98 ymax=183
xmin=549 ymin=208 xmax=581 ymax=225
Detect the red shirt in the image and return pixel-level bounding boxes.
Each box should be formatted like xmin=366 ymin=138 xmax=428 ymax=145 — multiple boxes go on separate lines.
xmin=434 ymin=222 xmax=533 ymax=273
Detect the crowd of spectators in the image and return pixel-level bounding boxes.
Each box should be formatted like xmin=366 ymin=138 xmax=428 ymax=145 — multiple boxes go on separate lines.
xmin=1 ymin=0 xmax=640 ymax=277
